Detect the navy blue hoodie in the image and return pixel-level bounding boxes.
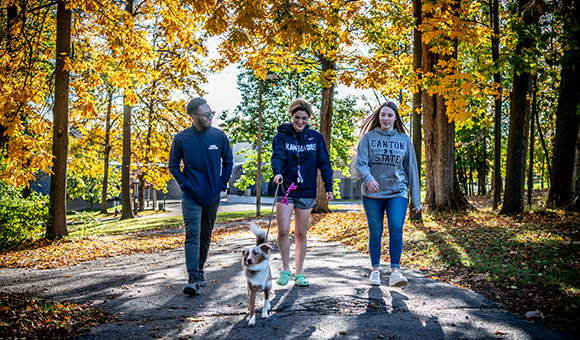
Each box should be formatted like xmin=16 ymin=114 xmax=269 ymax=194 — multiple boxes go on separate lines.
xmin=271 ymin=123 xmax=333 ymax=198
xmin=168 ymin=126 xmax=233 ymax=206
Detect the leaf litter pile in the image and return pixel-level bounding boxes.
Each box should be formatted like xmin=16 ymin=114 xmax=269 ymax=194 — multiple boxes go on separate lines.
xmin=0 ymin=292 xmax=111 ymax=339
xmin=1 ymin=198 xmax=579 ymax=338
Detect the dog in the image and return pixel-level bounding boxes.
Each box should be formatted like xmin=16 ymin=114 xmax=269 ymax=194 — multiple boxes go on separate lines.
xmin=242 ymin=222 xmax=273 ymax=326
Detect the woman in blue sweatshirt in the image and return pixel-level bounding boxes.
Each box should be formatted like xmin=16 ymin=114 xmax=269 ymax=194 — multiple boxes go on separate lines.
xmin=356 ymin=101 xmax=421 ymax=288
xmin=271 ymin=98 xmax=334 ymax=287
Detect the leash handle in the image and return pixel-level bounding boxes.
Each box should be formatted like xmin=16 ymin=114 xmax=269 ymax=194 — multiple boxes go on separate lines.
xmin=265 ymin=181 xmax=281 ymax=243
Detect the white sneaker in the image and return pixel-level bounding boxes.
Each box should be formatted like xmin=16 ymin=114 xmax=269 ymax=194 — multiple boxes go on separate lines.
xmin=369 ymin=270 xmax=381 ymax=286
xmin=389 ymin=270 xmax=408 ymax=287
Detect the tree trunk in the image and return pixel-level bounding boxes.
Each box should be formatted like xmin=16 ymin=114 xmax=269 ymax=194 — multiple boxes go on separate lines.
xmin=536 ymin=109 xmax=552 ymax=177
xmin=409 ymin=0 xmax=423 ymax=221
xmin=139 ymin=173 xmax=145 ymax=211
xmin=256 ymin=79 xmax=263 ymax=217
xmin=422 ymin=89 xmax=470 ymax=213
xmin=500 ymin=0 xmax=536 ymax=215
xmin=478 ymin=129 xmax=487 ymax=195
xmin=121 ymin=101 xmax=134 ymax=219
xmin=121 ymin=0 xmax=134 ymax=220
xmin=491 ymin=0 xmax=503 ymax=210
xmin=100 ymin=90 xmax=113 ymax=214
xmin=547 ymin=39 xmax=580 ymax=207
xmin=313 ymin=53 xmax=335 ymax=214
xmin=571 ymin=127 xmax=580 ymax=210
xmin=527 ymin=76 xmax=537 ymax=206
xmin=520 ymin=84 xmax=531 ymax=205
xmin=47 ymin=0 xmax=71 ymax=239
xmin=501 ymin=76 xmax=533 ymax=214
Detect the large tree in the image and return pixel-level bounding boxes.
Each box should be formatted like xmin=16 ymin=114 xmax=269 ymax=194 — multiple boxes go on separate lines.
xmin=491 ymin=0 xmax=503 ymax=209
xmin=420 ymin=0 xmax=472 ymax=213
xmin=47 ymin=0 xmax=72 ymax=238
xmin=500 ymin=0 xmax=539 ymax=214
xmin=120 ymin=0 xmax=135 ymax=219
xmin=547 ymin=0 xmax=580 ymax=209
xmin=410 ymin=0 xmax=422 ymax=220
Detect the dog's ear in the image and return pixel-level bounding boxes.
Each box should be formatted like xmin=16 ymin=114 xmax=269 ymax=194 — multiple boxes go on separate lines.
xmin=259 ymin=244 xmax=272 ymax=253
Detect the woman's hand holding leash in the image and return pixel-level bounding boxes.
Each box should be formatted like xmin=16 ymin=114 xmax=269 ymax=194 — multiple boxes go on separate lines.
xmin=274 ymin=174 xmax=283 ymax=184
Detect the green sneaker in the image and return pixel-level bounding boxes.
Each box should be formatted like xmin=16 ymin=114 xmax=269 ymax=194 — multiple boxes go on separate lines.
xmin=276 ymin=270 xmax=292 ymax=286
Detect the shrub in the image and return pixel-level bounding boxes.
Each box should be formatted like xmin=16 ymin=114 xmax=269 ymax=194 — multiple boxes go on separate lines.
xmin=0 ymin=183 xmax=50 ymax=252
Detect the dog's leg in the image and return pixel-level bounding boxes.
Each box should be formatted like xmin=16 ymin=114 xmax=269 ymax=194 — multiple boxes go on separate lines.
xmin=248 ymin=285 xmax=257 ymax=326
xmin=262 ymin=287 xmax=270 ymax=319
xmin=246 ymin=284 xmax=251 ymax=314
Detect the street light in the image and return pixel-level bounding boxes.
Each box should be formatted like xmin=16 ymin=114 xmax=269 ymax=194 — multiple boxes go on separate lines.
xmin=257 ymin=73 xmax=279 ymax=217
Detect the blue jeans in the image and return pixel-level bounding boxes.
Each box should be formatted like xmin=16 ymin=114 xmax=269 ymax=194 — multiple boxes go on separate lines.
xmin=182 ymin=198 xmax=219 ymax=283
xmin=362 ymin=196 xmax=408 ymax=269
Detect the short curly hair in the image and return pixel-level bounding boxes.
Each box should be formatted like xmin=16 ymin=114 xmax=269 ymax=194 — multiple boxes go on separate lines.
xmin=186 ymin=97 xmax=207 ymax=117
xmin=287 ymin=98 xmax=313 ymax=118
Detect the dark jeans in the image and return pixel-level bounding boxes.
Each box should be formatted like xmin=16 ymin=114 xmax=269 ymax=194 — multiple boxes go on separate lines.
xmin=182 ymin=198 xmax=219 ymax=283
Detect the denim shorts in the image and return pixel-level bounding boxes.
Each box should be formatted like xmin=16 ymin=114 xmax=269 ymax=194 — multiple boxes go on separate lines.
xmin=276 ymin=196 xmax=316 ymax=210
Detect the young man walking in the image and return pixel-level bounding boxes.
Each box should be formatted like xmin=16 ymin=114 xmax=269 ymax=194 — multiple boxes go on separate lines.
xmin=168 ymin=97 xmax=233 ymax=295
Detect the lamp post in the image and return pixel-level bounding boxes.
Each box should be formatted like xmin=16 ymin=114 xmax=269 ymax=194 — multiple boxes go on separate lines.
xmin=257 ymin=73 xmax=279 ymax=217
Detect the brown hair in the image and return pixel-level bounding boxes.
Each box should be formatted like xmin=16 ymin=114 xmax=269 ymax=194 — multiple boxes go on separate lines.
xmin=288 ymin=98 xmax=313 ymax=118
xmin=359 ymin=101 xmax=408 ymax=137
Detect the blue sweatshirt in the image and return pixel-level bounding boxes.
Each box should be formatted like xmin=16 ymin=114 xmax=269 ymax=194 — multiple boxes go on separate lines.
xmin=271 ymin=123 xmax=333 ymax=198
xmin=168 ymin=126 xmax=233 ymax=206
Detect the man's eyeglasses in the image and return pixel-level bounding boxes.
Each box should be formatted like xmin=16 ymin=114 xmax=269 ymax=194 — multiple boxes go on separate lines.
xmin=195 ymin=111 xmax=215 ymax=120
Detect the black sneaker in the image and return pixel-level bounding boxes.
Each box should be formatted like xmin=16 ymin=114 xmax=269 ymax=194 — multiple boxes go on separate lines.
xmin=183 ymin=281 xmax=200 ymax=295
xmin=198 ymin=271 xmax=207 ymax=287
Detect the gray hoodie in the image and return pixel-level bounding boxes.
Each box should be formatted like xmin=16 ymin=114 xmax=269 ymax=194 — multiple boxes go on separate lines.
xmin=355 ymin=127 xmax=422 ymax=210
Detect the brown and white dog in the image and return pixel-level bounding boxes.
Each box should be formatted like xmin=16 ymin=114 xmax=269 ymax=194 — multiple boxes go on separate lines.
xmin=242 ymin=222 xmax=273 ymax=326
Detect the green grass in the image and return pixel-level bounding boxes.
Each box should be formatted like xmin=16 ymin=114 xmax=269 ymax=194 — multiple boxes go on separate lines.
xmin=66 ymin=208 xmax=272 ymax=237
xmin=216 ymin=209 xmax=273 ymax=223
xmin=67 ymin=216 xmax=185 ymax=237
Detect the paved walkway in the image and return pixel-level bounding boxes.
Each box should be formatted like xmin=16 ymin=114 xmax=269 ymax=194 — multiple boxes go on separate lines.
xmin=1 ymin=222 xmax=576 ymax=339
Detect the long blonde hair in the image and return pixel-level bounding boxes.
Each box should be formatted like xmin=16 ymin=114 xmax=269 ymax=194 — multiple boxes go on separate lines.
xmin=359 ymin=101 xmax=408 ymax=137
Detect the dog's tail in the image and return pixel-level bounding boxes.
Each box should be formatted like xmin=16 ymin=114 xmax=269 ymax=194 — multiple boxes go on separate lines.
xmin=248 ymin=222 xmax=267 ymax=246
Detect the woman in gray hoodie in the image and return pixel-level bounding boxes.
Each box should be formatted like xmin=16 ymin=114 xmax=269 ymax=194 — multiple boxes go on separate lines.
xmin=355 ymin=101 xmax=421 ymax=287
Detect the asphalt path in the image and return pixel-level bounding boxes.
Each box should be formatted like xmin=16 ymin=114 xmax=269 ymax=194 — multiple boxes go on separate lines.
xmin=1 ymin=197 xmax=577 ymax=339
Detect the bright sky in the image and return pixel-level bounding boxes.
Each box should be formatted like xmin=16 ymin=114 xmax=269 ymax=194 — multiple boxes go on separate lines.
xmin=202 ymin=64 xmax=241 ymax=127
xmin=199 ymin=39 xmax=379 ymax=127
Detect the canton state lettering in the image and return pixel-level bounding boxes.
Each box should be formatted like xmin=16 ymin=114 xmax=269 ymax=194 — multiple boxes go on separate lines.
xmin=370 ymin=140 xmax=404 ymax=150
xmin=371 ymin=138 xmax=404 ymax=165
xmin=374 ymin=153 xmax=402 ymax=165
